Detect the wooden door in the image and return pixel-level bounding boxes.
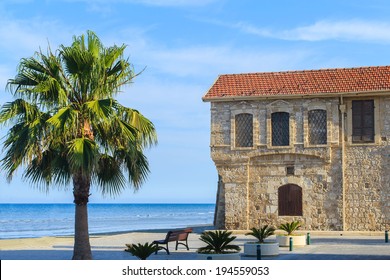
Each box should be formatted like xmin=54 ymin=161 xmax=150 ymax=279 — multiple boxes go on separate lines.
xmin=278 ymin=184 xmax=302 ymax=216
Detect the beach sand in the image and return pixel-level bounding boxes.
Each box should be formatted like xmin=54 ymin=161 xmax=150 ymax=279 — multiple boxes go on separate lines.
xmin=0 ymin=226 xmax=213 ymax=260
xmin=1 ymin=228 xmax=390 ymax=260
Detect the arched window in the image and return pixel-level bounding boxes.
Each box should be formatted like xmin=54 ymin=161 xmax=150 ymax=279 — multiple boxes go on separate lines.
xmin=278 ymin=184 xmax=302 ymax=216
xmin=271 ymin=112 xmax=289 ymax=146
xmin=308 ymin=109 xmax=327 ymax=145
xmin=235 ymin=113 xmax=253 ymax=147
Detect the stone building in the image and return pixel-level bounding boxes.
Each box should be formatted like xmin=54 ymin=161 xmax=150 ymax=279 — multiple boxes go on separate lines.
xmin=203 ymin=66 xmax=390 ymax=231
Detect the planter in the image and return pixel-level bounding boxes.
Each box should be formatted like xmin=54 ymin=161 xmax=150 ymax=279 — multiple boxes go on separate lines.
xmin=197 ymin=252 xmax=241 ymax=260
xmin=243 ymin=242 xmax=279 ymax=257
xmin=276 ymin=235 xmax=306 ymax=247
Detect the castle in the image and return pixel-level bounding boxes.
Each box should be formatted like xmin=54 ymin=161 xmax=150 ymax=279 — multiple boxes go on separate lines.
xmin=203 ymin=66 xmax=390 ymax=231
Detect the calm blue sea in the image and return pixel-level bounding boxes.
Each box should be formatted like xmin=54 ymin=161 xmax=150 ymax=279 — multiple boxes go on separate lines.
xmin=0 ymin=203 xmax=215 ymax=239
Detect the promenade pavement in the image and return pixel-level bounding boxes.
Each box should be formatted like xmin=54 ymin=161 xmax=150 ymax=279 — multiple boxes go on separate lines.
xmin=255 ymin=235 xmax=390 ymax=260
xmin=1 ymin=229 xmax=390 ymax=260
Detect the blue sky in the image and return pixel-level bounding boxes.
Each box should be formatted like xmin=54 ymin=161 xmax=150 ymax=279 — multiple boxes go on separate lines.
xmin=0 ymin=0 xmax=390 ymax=203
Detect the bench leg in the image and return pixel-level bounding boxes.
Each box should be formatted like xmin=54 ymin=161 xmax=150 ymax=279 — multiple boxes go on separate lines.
xmin=166 ymin=244 xmax=170 ymax=255
xmin=176 ymin=241 xmax=189 ymax=250
xmin=153 ymin=242 xmax=170 ymax=255
xmin=155 ymin=245 xmax=170 ymax=255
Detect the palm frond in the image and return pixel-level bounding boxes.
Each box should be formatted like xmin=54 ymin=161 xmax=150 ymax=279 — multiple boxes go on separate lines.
xmin=125 ymin=242 xmax=157 ymax=260
xmin=123 ymin=145 xmax=150 ymax=190
xmin=8 ymin=52 xmax=68 ymax=108
xmin=0 ymin=103 xmax=51 ymax=181
xmin=47 ymin=106 xmax=77 ymax=131
xmin=94 ymin=154 xmax=127 ymax=196
xmin=67 ymin=137 xmax=98 ymax=174
xmin=0 ymin=99 xmax=42 ymax=125
xmin=84 ymin=98 xmax=114 ymax=120
xmin=118 ymin=106 xmax=157 ymax=148
xmin=246 ymin=225 xmax=275 ymax=243
xmin=278 ymin=221 xmax=301 ymax=235
xmin=197 ymin=230 xmax=241 ymax=254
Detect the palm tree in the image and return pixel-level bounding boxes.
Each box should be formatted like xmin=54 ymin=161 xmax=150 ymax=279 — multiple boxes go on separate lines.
xmin=0 ymin=31 xmax=157 ymax=259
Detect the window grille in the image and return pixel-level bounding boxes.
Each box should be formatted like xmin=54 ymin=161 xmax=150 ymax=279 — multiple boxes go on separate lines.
xmin=278 ymin=184 xmax=302 ymax=216
xmin=235 ymin=113 xmax=253 ymax=147
xmin=308 ymin=109 xmax=327 ymax=145
xmin=352 ymin=100 xmax=374 ymax=143
xmin=271 ymin=112 xmax=289 ymax=146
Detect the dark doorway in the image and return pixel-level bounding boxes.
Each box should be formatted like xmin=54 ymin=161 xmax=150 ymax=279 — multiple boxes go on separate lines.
xmin=278 ymin=184 xmax=302 ymax=216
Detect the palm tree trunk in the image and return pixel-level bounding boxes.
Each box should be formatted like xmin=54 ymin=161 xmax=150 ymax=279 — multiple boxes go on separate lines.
xmin=72 ymin=172 xmax=92 ymax=260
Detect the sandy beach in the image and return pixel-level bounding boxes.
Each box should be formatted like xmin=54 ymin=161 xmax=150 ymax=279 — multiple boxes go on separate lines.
xmin=1 ymin=227 xmax=390 ymax=260
xmin=0 ymin=226 xmax=214 ymax=260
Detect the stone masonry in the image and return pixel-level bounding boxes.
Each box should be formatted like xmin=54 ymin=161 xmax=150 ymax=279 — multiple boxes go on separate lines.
xmin=204 ymin=67 xmax=390 ymax=231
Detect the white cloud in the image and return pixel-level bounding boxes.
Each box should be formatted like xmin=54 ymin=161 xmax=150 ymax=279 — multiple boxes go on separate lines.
xmin=283 ymin=20 xmax=390 ymax=42
xmin=231 ymin=21 xmax=273 ymax=37
xmin=60 ymin=0 xmax=216 ymax=16
xmin=63 ymin=0 xmax=217 ymax=7
xmin=139 ymin=45 xmax=314 ymax=77
xmin=0 ymin=16 xmax=75 ymax=59
xmin=131 ymin=0 xmax=217 ymax=6
xmin=103 ymin=23 xmax=317 ymax=78
xmin=1 ymin=0 xmax=33 ymax=3
xmin=224 ymin=19 xmax=390 ymax=43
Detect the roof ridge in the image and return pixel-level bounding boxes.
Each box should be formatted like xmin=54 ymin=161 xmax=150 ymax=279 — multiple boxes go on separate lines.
xmin=220 ymin=65 xmax=390 ymax=76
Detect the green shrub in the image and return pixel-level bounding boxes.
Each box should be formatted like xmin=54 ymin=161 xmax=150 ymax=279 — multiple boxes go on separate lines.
xmin=278 ymin=221 xmax=301 ymax=235
xmin=125 ymin=242 xmax=157 ymax=260
xmin=197 ymin=230 xmax=241 ymax=254
xmin=246 ymin=225 xmax=275 ymax=243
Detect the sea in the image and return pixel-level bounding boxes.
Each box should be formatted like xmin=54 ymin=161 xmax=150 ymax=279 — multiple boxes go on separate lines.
xmin=0 ymin=203 xmax=215 ymax=239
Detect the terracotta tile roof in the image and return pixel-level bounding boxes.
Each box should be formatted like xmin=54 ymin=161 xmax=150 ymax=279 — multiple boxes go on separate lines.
xmin=203 ymin=66 xmax=390 ymax=100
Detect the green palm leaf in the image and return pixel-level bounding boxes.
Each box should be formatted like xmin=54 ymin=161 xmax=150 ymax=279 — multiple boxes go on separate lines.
xmin=47 ymin=106 xmax=77 ymax=131
xmin=246 ymin=225 xmax=275 ymax=243
xmin=67 ymin=137 xmax=98 ymax=173
xmin=125 ymin=242 xmax=157 ymax=260
xmin=95 ymin=154 xmax=127 ymax=196
xmin=197 ymin=230 xmax=241 ymax=254
xmin=84 ymin=98 xmax=114 ymax=120
xmin=278 ymin=221 xmax=301 ymax=235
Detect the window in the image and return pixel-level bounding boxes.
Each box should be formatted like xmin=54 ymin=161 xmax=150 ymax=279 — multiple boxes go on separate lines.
xmin=308 ymin=109 xmax=327 ymax=145
xmin=278 ymin=184 xmax=302 ymax=216
xmin=352 ymin=100 xmax=374 ymax=143
xmin=271 ymin=112 xmax=289 ymax=146
xmin=286 ymin=166 xmax=295 ymax=176
xmin=235 ymin=113 xmax=253 ymax=147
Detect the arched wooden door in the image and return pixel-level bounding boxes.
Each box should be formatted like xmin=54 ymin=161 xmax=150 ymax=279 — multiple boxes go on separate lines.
xmin=278 ymin=184 xmax=302 ymax=216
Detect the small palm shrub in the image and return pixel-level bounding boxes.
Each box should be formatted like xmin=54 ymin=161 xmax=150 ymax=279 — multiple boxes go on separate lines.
xmin=278 ymin=221 xmax=301 ymax=235
xmin=197 ymin=230 xmax=241 ymax=254
xmin=125 ymin=242 xmax=157 ymax=260
xmin=246 ymin=225 xmax=275 ymax=243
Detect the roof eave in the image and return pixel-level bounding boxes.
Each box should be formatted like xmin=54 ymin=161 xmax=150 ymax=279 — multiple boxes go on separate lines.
xmin=202 ymin=89 xmax=390 ymax=102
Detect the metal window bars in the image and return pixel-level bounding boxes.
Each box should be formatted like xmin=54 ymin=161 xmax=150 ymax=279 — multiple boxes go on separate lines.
xmin=308 ymin=109 xmax=327 ymax=145
xmin=235 ymin=113 xmax=253 ymax=147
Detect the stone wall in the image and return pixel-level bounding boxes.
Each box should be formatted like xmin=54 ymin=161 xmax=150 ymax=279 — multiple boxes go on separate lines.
xmin=209 ymin=96 xmax=390 ymax=231
xmin=342 ymin=97 xmax=390 ymax=230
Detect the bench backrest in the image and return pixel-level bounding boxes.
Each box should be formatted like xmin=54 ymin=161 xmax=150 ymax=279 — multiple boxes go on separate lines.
xmin=164 ymin=228 xmax=192 ymax=242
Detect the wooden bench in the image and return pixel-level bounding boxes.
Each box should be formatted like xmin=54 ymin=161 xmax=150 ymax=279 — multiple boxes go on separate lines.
xmin=153 ymin=228 xmax=192 ymax=255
